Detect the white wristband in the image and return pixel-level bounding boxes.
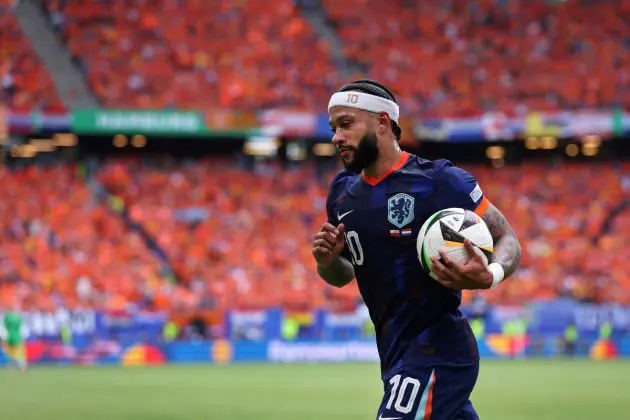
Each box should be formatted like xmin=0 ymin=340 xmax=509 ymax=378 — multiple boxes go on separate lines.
xmin=488 ymin=263 xmax=505 ymax=288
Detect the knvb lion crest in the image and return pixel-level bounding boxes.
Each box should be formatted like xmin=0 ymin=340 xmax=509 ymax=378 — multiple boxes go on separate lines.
xmin=387 ymin=193 xmax=414 ymax=228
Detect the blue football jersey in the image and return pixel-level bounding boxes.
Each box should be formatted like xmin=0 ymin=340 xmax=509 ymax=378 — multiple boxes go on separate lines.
xmin=326 ymin=152 xmax=489 ymax=377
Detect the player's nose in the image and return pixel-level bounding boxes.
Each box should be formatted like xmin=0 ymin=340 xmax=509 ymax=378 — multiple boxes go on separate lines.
xmin=331 ymin=130 xmax=346 ymax=147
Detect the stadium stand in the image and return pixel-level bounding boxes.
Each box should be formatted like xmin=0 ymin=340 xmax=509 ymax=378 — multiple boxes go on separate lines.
xmin=96 ymin=159 xmax=630 ymax=311
xmin=97 ymin=158 xmax=342 ymax=312
xmin=0 ymin=164 xmax=174 ymax=313
xmin=3 ymin=0 xmax=630 ymax=311
xmin=41 ymin=0 xmax=630 ymax=115
xmin=473 ymin=161 xmax=630 ymax=306
xmin=321 ymin=0 xmax=630 ymax=116
xmin=1 ymin=158 xmax=628 ymax=314
xmin=0 ymin=0 xmax=64 ymax=112
xmin=43 ymin=0 xmax=339 ymax=110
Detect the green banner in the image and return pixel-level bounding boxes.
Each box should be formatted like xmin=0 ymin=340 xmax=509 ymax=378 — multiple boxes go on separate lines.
xmin=71 ymin=109 xmax=259 ymax=137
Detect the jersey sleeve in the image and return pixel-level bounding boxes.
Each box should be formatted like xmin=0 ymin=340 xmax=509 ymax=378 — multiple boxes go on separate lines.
xmin=325 ymin=170 xmax=351 ymax=225
xmin=325 ymin=189 xmax=338 ymax=226
xmin=324 ymin=170 xmax=353 ymax=262
xmin=434 ymin=160 xmax=490 ymax=216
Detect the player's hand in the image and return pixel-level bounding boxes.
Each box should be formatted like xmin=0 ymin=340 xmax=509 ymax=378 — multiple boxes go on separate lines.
xmin=430 ymin=239 xmax=493 ymax=290
xmin=312 ymin=223 xmax=346 ymax=268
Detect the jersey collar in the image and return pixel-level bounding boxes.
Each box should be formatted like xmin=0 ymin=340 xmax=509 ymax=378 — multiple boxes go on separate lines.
xmin=362 ymin=152 xmax=410 ymax=186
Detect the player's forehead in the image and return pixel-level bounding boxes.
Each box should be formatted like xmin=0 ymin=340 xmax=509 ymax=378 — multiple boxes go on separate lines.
xmin=328 ymin=107 xmax=368 ymax=125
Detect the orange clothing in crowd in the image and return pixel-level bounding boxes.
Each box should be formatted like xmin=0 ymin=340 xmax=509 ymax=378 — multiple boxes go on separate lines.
xmin=4 ymin=0 xmax=630 ymax=114
xmin=2 ymin=159 xmax=629 ymax=313
xmin=0 ymin=2 xmax=64 ymax=111
xmin=38 ymin=0 xmax=630 ymax=115
xmin=323 ymin=0 xmax=630 ymax=116
xmin=43 ymin=0 xmax=338 ymax=111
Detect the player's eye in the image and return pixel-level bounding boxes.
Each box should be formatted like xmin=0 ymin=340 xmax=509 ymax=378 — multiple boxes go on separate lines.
xmin=330 ymin=126 xmax=336 ymax=133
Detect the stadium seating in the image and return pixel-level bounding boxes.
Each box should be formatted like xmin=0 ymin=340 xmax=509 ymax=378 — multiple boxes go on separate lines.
xmin=43 ymin=0 xmax=339 ymax=110
xmin=471 ymin=161 xmax=630 ymax=305
xmin=0 ymin=165 xmax=171 ymax=313
xmin=97 ymin=158 xmax=630 ymax=310
xmin=40 ymin=0 xmax=630 ymax=115
xmin=3 ymin=0 xmax=629 ymax=312
xmin=0 ymin=1 xmax=64 ymax=111
xmin=3 ymin=0 xmax=628 ymax=115
xmin=321 ymin=0 xmax=630 ymax=116
xmin=1 ymin=159 xmax=628 ymax=313
xmin=97 ymin=158 xmax=344 ymax=312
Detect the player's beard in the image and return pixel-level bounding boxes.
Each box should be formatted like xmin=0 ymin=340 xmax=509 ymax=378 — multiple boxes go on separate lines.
xmin=341 ymin=131 xmax=379 ymax=173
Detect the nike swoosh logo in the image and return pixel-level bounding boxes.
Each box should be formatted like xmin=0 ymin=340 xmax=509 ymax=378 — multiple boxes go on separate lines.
xmin=337 ymin=210 xmax=354 ymax=221
xmin=377 ymin=415 xmax=401 ymax=420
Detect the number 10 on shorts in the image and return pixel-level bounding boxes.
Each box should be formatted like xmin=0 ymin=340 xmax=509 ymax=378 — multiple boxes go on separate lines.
xmin=386 ymin=374 xmax=421 ymax=414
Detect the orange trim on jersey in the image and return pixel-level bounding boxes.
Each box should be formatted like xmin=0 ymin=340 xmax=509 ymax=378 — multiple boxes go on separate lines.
xmin=361 ymin=151 xmax=410 ymax=186
xmin=474 ymin=197 xmax=490 ymax=217
xmin=423 ymin=370 xmax=436 ymax=420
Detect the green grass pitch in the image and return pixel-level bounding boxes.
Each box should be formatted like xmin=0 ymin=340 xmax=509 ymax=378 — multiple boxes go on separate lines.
xmin=0 ymin=360 xmax=628 ymax=419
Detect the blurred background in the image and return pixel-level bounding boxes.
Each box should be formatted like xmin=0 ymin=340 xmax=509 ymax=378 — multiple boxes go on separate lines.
xmin=0 ymin=0 xmax=629 ymax=419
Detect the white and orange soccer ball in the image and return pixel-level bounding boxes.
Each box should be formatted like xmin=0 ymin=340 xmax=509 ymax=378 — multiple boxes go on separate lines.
xmin=416 ymin=208 xmax=494 ymax=279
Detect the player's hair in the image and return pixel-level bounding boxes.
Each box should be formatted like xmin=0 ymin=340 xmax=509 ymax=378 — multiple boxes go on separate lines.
xmin=336 ymin=79 xmax=402 ymax=141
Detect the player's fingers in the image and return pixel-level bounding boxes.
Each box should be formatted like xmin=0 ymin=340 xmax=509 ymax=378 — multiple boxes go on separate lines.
xmin=313 ymin=244 xmax=331 ymax=253
xmin=430 ymin=256 xmax=460 ymax=282
xmin=438 ymin=250 xmax=464 ymax=272
xmin=313 ymin=231 xmax=336 ymax=245
xmin=439 ymin=258 xmax=462 ymax=281
xmin=313 ymin=238 xmax=334 ymax=251
xmin=429 ymin=270 xmax=459 ymax=290
xmin=314 ymin=231 xmax=335 ymax=240
xmin=462 ymin=241 xmax=489 ymax=270
xmin=320 ymin=223 xmax=338 ymax=234
xmin=335 ymin=223 xmax=345 ymax=243
xmin=314 ymin=245 xmax=334 ymax=258
xmin=313 ymin=246 xmax=333 ymax=264
xmin=463 ymin=239 xmax=481 ymax=259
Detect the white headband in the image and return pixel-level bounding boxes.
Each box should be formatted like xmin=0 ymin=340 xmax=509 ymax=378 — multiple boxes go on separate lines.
xmin=327 ymin=91 xmax=400 ymax=123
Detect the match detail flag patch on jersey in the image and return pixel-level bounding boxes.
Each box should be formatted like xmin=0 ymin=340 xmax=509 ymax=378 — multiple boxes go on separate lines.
xmin=387 ymin=193 xmax=415 ymax=228
xmin=389 ymin=228 xmax=412 ymax=237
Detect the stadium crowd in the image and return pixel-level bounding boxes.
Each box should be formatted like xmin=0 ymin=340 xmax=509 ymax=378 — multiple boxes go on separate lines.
xmin=0 ymin=0 xmax=64 ymax=112
xmin=0 ymin=165 xmax=171 ymax=313
xmin=43 ymin=0 xmax=339 ymax=110
xmin=1 ymin=158 xmax=629 ymax=316
xmin=322 ymin=0 xmax=630 ymax=116
xmin=39 ymin=0 xmax=630 ymax=115
xmin=2 ymin=0 xmax=630 ymax=313
xmin=4 ymin=0 xmax=629 ymax=115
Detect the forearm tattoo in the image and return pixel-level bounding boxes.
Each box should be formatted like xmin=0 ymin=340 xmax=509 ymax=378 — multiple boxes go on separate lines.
xmin=482 ymin=203 xmax=522 ymax=279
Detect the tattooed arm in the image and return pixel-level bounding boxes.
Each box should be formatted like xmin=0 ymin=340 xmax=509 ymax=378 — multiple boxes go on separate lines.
xmin=482 ymin=202 xmax=522 ymax=280
xmin=430 ymin=201 xmax=522 ymax=290
xmin=428 ymin=163 xmax=522 ymax=290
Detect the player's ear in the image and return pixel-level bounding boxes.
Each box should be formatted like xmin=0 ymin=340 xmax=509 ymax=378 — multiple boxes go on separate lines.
xmin=377 ymin=112 xmax=389 ymax=135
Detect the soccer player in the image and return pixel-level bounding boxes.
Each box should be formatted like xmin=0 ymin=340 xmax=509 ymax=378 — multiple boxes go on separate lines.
xmin=312 ymin=80 xmax=521 ymax=420
xmin=2 ymin=304 xmax=27 ymax=372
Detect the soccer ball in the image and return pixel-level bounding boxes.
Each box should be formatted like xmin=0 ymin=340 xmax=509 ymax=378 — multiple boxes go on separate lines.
xmin=416 ymin=208 xmax=494 ymax=279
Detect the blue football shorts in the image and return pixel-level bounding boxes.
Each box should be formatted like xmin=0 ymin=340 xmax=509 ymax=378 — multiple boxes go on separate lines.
xmin=376 ymin=363 xmax=480 ymax=420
